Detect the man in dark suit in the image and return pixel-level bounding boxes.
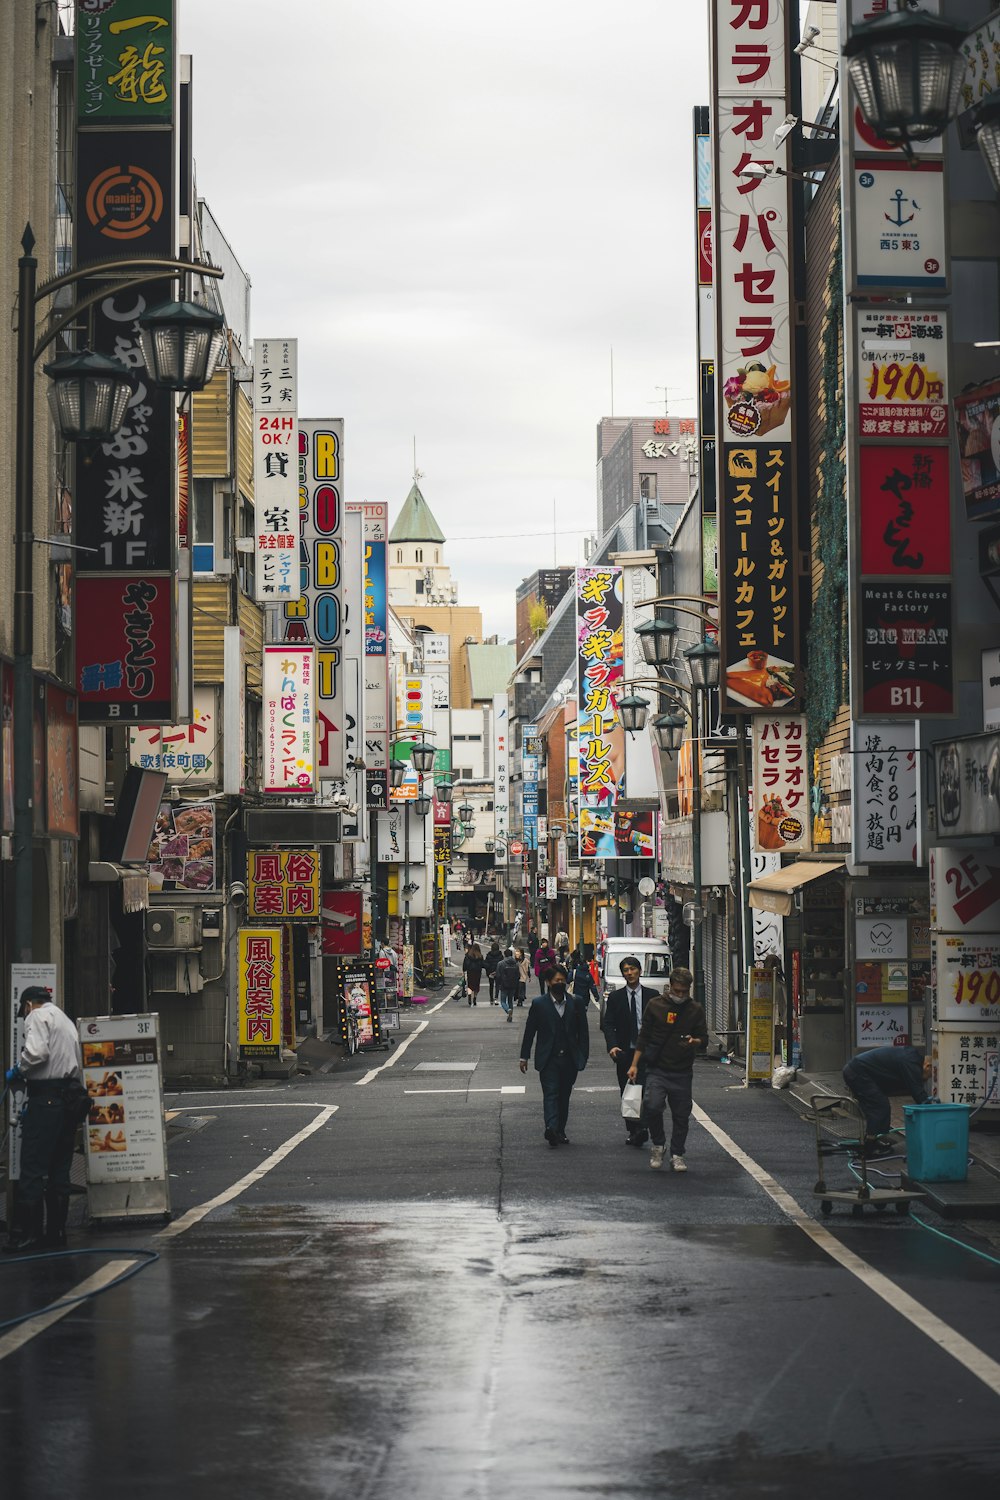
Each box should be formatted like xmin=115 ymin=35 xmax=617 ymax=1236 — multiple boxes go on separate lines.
xmin=519 ymin=963 xmax=589 ymax=1146
xmin=602 ymin=956 xmax=658 ymax=1148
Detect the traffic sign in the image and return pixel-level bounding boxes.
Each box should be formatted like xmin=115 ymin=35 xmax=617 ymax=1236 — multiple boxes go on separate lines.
xmin=509 ymin=840 xmax=524 ymax=857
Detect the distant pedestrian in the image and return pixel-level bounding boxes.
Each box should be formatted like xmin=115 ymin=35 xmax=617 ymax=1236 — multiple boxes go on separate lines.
xmin=514 ymin=945 xmax=530 ymax=1006
xmin=843 ymin=1045 xmax=931 ymax=1158
xmin=627 ymin=967 xmax=707 ymax=1172
xmin=570 ymin=951 xmax=600 ymax=1010
xmin=533 ymin=941 xmax=557 ymax=995
xmin=555 ymin=928 xmax=570 ymax=961
xmin=484 ymin=940 xmax=502 ymax=1004
xmin=4 ymin=986 xmax=84 ymax=1253
xmin=462 ymin=944 xmax=485 ymax=1006
xmin=519 ymin=964 xmax=589 ymax=1146
xmin=603 ymin=956 xmax=658 ymax=1149
xmin=495 ymin=949 xmax=521 ymax=1022
xmin=527 ymin=926 xmax=540 ymax=958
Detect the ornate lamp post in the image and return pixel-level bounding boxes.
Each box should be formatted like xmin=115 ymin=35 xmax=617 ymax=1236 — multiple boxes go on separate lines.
xmin=843 ymin=5 xmax=967 ymax=152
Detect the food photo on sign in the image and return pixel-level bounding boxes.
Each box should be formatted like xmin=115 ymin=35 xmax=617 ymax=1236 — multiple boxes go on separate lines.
xmin=146 ymin=800 xmax=217 ymax=892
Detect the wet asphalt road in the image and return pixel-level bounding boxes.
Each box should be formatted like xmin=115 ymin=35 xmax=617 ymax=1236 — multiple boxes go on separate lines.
xmin=2 ymin=988 xmax=1000 ymax=1500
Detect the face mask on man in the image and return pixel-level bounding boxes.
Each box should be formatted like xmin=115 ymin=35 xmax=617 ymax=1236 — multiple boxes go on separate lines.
xmin=549 ymin=981 xmax=567 ymax=998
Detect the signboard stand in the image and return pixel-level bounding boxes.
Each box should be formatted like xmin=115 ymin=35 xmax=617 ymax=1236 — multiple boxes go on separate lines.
xmin=79 ymin=1013 xmax=171 ymax=1222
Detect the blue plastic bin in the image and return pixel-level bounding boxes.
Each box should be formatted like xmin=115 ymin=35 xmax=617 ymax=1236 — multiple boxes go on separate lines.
xmin=903 ymin=1103 xmax=971 ymax=1183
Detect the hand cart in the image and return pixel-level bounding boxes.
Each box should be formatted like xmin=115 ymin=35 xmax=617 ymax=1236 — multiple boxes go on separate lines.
xmin=810 ymin=1094 xmax=923 ymax=1219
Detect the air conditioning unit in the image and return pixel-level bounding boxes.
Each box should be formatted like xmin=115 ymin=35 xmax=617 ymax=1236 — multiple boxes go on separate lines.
xmin=148 ymin=953 xmax=204 ymax=994
xmin=146 ymin=907 xmax=202 ymax=950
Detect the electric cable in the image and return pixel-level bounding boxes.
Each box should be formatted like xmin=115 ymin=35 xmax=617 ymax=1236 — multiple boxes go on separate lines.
xmin=0 ymin=1247 xmax=160 ymax=1332
xmin=841 ymin=1154 xmax=1000 ymax=1267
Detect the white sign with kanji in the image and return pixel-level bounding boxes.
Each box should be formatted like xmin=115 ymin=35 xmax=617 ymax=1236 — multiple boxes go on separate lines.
xmin=751 ymin=716 xmax=810 ymax=854
xmin=252 ymin=337 xmax=298 ymax=603
xmin=129 ymin=688 xmax=217 ymax=785
xmin=851 ymin=721 xmax=919 ymax=866
xmin=930 ymin=846 xmax=1000 ymax=933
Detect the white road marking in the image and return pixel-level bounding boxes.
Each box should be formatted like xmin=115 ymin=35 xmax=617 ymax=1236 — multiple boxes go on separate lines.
xmin=403 ymin=1086 xmax=526 ymax=1096
xmin=692 ymin=1101 xmax=1000 ymax=1400
xmin=0 ymin=1103 xmax=337 ymax=1364
xmin=413 ymin=1061 xmax=478 ymax=1071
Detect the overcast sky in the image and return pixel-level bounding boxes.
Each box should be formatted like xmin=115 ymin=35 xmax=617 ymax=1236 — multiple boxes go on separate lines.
xmin=180 ymin=3 xmax=710 ymax=639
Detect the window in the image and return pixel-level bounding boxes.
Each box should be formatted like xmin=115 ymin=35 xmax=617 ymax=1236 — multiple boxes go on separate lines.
xmin=639 ymin=473 xmax=658 ymax=501
xmin=435 ymin=549 xmax=440 ymax=562
xmin=396 ymin=549 xmax=403 ymax=564
xmin=192 ymin=480 xmax=215 ymax=573
xmin=415 ymin=548 xmax=423 ymax=562
xmin=415 ymin=578 xmax=424 ymax=594
xmin=237 ymin=497 xmax=255 ymax=596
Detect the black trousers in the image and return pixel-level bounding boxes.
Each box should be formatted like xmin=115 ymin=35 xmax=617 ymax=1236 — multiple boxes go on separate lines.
xmin=539 ymin=1055 xmax=578 ymax=1133
xmin=19 ymin=1086 xmax=77 ymax=1206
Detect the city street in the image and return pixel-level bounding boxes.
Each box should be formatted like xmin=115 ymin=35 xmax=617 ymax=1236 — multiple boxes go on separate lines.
xmin=2 ymin=989 xmax=999 ymax=1500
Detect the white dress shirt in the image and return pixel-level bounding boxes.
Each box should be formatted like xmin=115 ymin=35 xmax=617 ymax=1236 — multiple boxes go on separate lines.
xmin=20 ymin=1004 xmax=83 ymax=1079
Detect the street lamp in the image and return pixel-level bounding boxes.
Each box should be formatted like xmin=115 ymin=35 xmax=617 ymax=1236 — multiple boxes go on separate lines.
xmin=635 ymin=617 xmax=679 ymax=669
xmin=410 ymin=740 xmax=436 ymax=774
xmin=137 ymin=298 xmax=226 ymax=392
xmin=434 ymin=776 xmax=455 ymax=804
xmin=843 ymin=5 xmax=967 ymax=150
xmin=617 ymin=693 xmax=651 ymax=734
xmin=683 ymin=639 xmax=721 ymax=692
xmin=43 ymin=348 xmax=134 ymax=441
xmin=971 ymin=98 xmax=1000 ymax=193
xmin=413 ymin=790 xmax=432 ymax=818
xmin=13 ymin=223 xmax=224 ymax=964
xmin=651 ymin=712 xmax=687 ymax=755
xmin=389 ymin=760 xmax=407 ymax=789
xmin=457 ymin=802 xmax=474 ymax=825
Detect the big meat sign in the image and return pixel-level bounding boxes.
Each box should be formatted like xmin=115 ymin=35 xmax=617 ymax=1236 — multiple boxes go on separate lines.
xmin=712 ymin=0 xmax=799 ymax=716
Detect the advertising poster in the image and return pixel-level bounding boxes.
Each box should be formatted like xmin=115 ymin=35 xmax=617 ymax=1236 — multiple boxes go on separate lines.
xmin=237 ymin=928 xmax=284 ymax=1058
xmin=936 ymin=735 xmax=1000 ymax=840
xmin=147 ymin=799 xmax=217 ymax=893
xmin=293 ymin=420 xmax=345 ymax=778
xmin=751 ymin=717 xmax=810 ymax=854
xmin=321 ymin=890 xmax=363 ymax=956
xmin=719 ymin=446 xmax=797 ymax=712
xmin=247 ymin=848 xmax=320 ymax=920
xmin=929 ymin=846 xmax=1000 ymax=933
xmin=936 ymin=1027 xmax=1000 ymax=1108
xmin=860 ymin=582 xmax=952 ymax=715
xmin=252 ymin=338 xmax=298 ymax=602
xmin=80 ymin=1014 xmax=167 ymax=1189
xmin=77 ymin=575 xmax=175 ymax=724
xmin=336 ymin=962 xmax=379 ymax=1048
xmin=856 ymin=309 xmax=948 ymax=439
xmin=263 ymin=642 xmax=316 ymax=795
xmin=620 ymin=557 xmax=659 ymax=801
xmin=933 ymin=933 xmax=1000 ymax=1024
xmin=852 ymin=159 xmax=947 ymax=293
xmin=851 ymin=722 xmax=919 ymax=865
xmin=75 ymin=128 xmax=173 ymax=262
xmin=129 ymin=687 xmax=218 ymax=785
xmin=747 ymin=968 xmax=775 ymax=1081
xmin=522 ymin=723 xmax=540 ymax=851
xmin=859 ymin=445 xmax=951 ymax=577
xmin=954 ymin=378 xmax=1000 ymax=520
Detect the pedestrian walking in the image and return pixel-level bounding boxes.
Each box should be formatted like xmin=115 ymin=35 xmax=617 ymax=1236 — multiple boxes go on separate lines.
xmin=554 ymin=928 xmax=570 ymax=962
xmin=842 ymin=1045 xmax=931 ymax=1157
xmin=495 ymin=949 xmax=521 ymax=1022
xmin=602 ymin=956 xmax=658 ymax=1149
xmin=514 ymin=945 xmax=530 ymax=1006
xmin=527 ymin=926 xmax=540 ymax=959
xmin=626 ymin=966 xmax=707 ymax=1172
xmin=570 ymin=950 xmax=600 ymax=1010
xmin=519 ymin=964 xmax=589 ymax=1146
xmin=463 ymin=943 xmax=485 ymax=1006
xmin=4 ymin=986 xmax=85 ymax=1253
xmin=532 ymin=940 xmax=557 ymax=996
xmin=484 ymin=939 xmax=502 ymax=1004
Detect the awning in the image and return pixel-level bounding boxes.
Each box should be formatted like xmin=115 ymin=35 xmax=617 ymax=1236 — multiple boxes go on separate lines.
xmin=747 ymin=860 xmax=845 ymax=917
xmin=88 ymin=862 xmax=150 ymax=913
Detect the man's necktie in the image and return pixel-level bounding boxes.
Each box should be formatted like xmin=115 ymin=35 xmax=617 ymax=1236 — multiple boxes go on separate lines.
xmin=630 ymin=992 xmax=638 ymax=1047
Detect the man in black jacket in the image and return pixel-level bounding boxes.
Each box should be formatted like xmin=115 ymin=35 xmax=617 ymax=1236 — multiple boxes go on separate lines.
xmin=519 ymin=964 xmax=589 ymax=1146
xmin=484 ymin=940 xmax=502 ymax=1003
xmin=602 ymin=956 xmax=658 ymax=1147
xmin=627 ymin=967 xmax=708 ymax=1171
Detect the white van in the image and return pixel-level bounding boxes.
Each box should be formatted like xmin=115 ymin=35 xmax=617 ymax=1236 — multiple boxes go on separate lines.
xmin=600 ymin=937 xmax=672 ymax=1019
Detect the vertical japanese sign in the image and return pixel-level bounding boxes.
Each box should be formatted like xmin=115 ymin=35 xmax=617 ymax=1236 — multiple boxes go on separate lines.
xmin=751 ymin=716 xmax=811 ymax=854
xmin=361 ymin=500 xmax=390 ymax=809
xmin=522 ymin=724 xmax=540 ymax=852
xmin=253 ymin=339 xmax=299 ymax=603
xmin=263 ymin=643 xmax=316 ymax=795
xmin=711 ymin=0 xmax=798 ymax=712
xmin=493 ymin=691 xmax=509 ymax=861
xmin=695 ymin=105 xmax=717 ymax=520
xmin=77 ymin=575 xmax=175 ymax=723
xmin=856 ymin=309 xmax=948 ymax=439
xmin=851 ymin=723 xmax=919 ymax=865
xmin=237 ymin=928 xmax=283 ymax=1058
xmin=620 ymin=556 xmax=660 ymax=801
xmin=341 ymin=506 xmax=366 ymax=840
xmin=293 ymin=421 xmax=344 ymax=777
xmin=397 ymin=674 xmax=428 ymax=733
xmin=576 ymin=567 xmax=624 ymax=855
xmin=76 ymin=1 xmax=174 ymax=122
xmin=247 ymin=849 xmax=320 ymax=919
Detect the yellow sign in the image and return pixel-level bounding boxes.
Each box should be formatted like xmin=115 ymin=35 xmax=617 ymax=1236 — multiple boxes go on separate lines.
xmin=247 ymin=848 xmax=320 ymax=919
xmin=747 ymin=967 xmax=775 ymax=1081
xmin=237 ymin=927 xmax=283 ymax=1057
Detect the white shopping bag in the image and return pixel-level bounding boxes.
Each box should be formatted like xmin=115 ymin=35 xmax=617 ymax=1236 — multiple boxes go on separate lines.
xmin=620 ymin=1081 xmax=643 ymax=1120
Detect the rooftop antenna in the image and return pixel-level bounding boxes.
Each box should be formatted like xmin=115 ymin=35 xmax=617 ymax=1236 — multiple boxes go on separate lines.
xmin=413 ymin=436 xmax=423 ymax=484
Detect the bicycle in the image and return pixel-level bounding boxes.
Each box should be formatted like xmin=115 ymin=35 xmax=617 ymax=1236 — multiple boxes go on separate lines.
xmin=344 ymin=1004 xmax=360 ymax=1056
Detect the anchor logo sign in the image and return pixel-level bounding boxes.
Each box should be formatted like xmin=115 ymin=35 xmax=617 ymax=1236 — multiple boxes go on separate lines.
xmin=885 ymin=188 xmax=918 ymax=227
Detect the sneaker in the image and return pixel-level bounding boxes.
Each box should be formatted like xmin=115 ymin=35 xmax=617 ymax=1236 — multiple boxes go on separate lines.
xmin=649 ymin=1146 xmax=665 ymax=1170
xmin=671 ymin=1155 xmax=687 ymax=1172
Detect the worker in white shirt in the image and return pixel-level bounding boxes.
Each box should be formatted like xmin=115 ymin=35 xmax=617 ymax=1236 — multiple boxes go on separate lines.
xmin=4 ymin=986 xmax=84 ymax=1253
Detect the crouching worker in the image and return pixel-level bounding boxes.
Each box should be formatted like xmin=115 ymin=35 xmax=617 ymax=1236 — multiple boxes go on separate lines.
xmin=842 ymin=1044 xmax=932 ymax=1158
